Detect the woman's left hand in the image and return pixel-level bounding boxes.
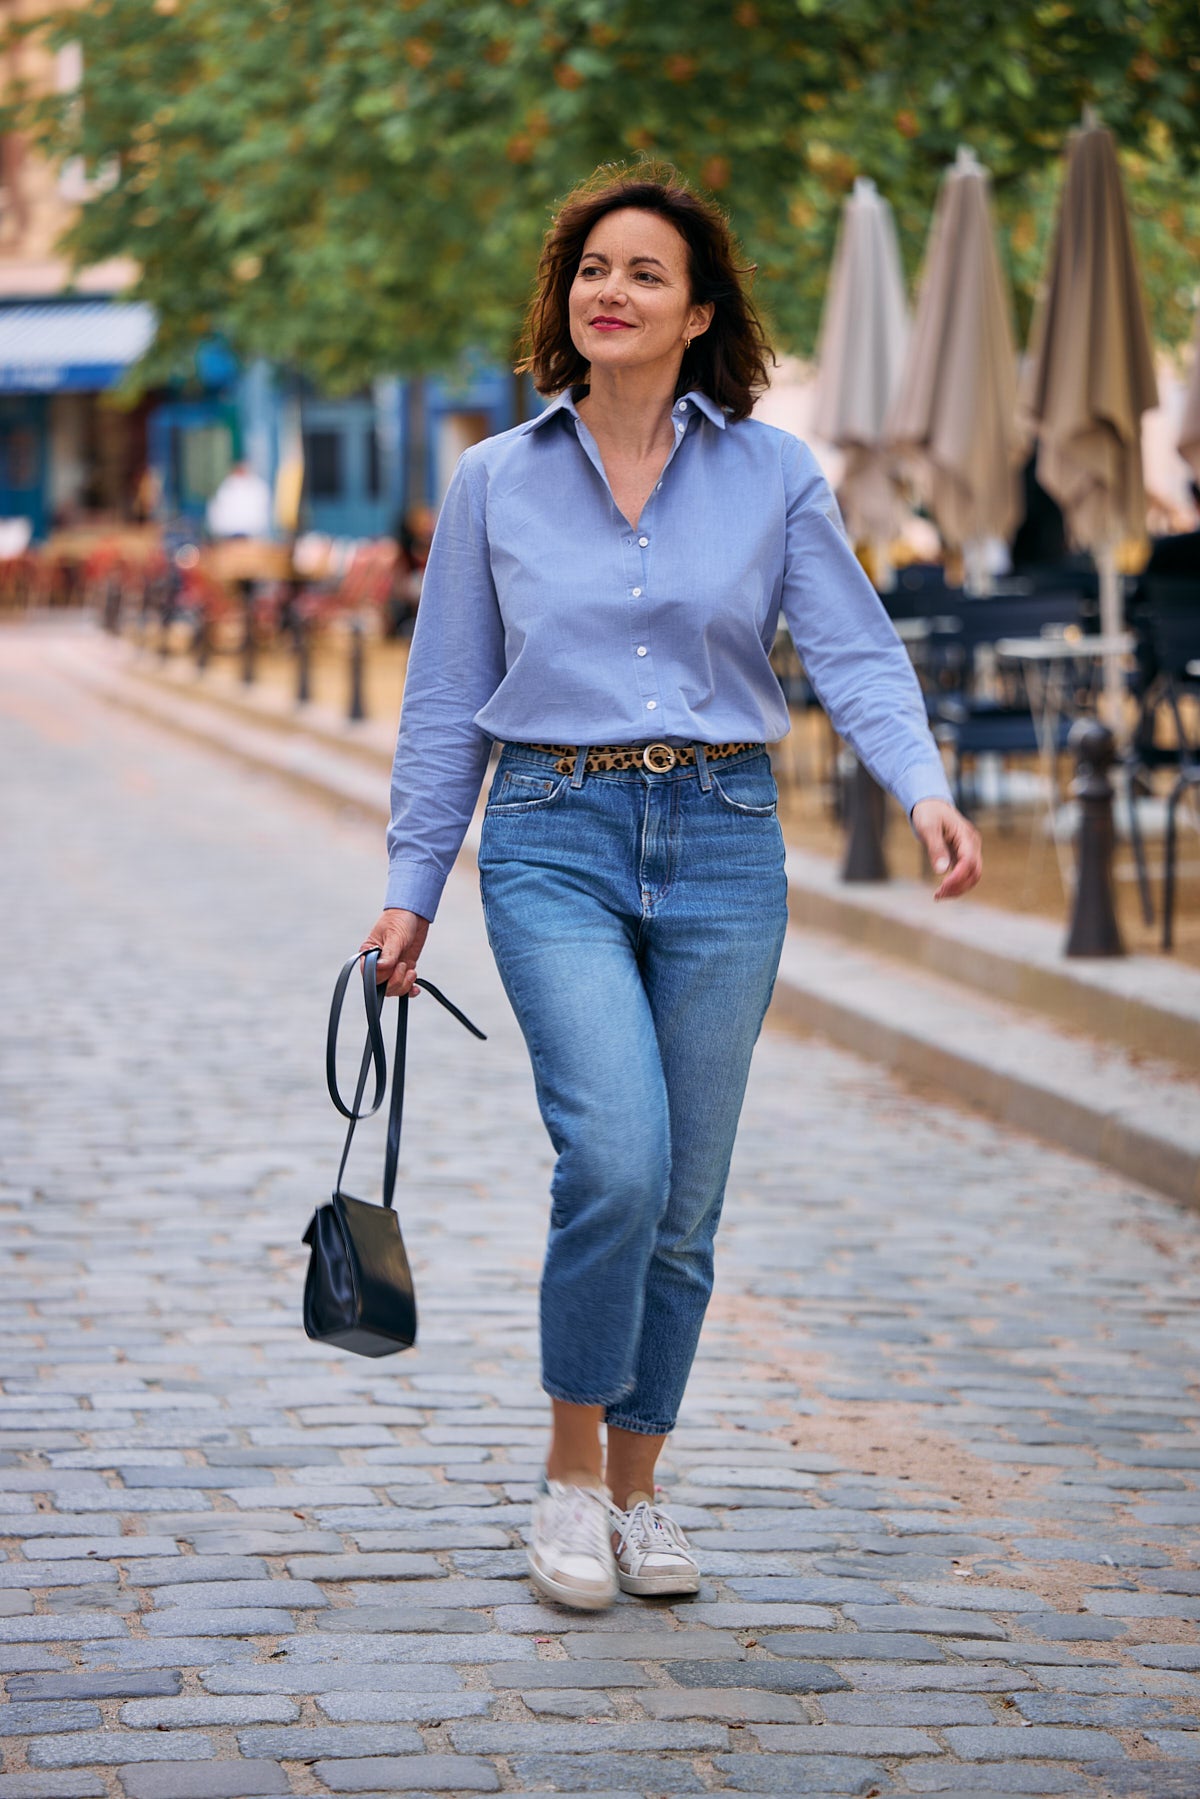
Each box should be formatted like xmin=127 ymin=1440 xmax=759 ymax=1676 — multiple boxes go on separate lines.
xmin=910 ymin=799 xmax=983 ymax=900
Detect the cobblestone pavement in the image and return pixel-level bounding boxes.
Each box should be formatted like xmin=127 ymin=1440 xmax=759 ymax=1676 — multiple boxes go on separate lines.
xmin=3 ymin=624 xmax=1200 ymax=1799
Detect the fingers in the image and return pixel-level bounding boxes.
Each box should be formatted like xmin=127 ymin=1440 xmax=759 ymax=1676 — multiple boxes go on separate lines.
xmin=912 ymin=815 xmax=949 ymax=879
xmin=931 ymin=815 xmax=983 ymax=901
xmin=359 ymin=909 xmax=429 ymax=987
xmin=359 ymin=938 xmax=400 ymax=986
xmin=362 ymin=940 xmax=421 ymax=997
xmin=383 ymin=963 xmax=421 ymax=1000
xmin=923 ymin=831 xmax=952 ymax=878
xmin=357 ymin=909 xmax=430 ymax=1001
xmin=910 ymin=800 xmax=982 ymax=901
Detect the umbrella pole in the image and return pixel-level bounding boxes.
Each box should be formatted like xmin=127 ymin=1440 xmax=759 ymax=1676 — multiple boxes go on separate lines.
xmin=1096 ymin=545 xmax=1124 ymax=728
xmin=963 ymin=540 xmax=989 ymax=597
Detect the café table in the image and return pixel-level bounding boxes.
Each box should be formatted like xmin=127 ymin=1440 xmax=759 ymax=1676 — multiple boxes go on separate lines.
xmin=893 ymin=616 xmax=932 ymax=644
xmin=995 ymin=631 xmax=1134 ymax=886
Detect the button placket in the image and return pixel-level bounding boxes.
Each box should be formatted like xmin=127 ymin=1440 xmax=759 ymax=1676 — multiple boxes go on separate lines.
xmin=620 ymin=414 xmax=697 ymax=723
xmin=573 ymin=396 xmax=692 ymax=732
xmin=627 ymin=505 xmax=661 ymax=720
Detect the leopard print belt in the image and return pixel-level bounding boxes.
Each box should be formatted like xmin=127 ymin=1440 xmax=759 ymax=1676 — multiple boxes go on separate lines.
xmin=514 ymin=740 xmax=763 ymax=776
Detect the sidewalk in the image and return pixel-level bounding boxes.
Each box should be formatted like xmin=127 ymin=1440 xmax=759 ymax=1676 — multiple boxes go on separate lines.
xmin=48 ymin=619 xmax=1200 ymax=1210
xmin=4 ymin=621 xmax=1200 ymax=1799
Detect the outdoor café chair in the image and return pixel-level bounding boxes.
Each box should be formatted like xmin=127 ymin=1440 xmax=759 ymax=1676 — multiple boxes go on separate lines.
xmin=922 ymin=593 xmax=1089 ymax=813
xmin=1124 ymin=577 xmax=1200 ymax=949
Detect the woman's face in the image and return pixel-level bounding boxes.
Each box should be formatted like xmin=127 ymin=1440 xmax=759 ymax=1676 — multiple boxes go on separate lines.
xmin=568 ymin=207 xmax=712 ymax=380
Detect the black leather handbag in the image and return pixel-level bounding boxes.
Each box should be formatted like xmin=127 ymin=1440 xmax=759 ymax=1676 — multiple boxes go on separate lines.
xmin=302 ymin=947 xmax=485 ymax=1357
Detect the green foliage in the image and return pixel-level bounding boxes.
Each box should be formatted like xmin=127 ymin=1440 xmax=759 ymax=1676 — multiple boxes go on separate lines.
xmin=9 ymin=0 xmax=1200 ymax=390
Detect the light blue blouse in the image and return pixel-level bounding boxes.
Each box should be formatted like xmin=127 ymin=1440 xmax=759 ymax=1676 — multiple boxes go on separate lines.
xmin=385 ymin=387 xmax=951 ymax=917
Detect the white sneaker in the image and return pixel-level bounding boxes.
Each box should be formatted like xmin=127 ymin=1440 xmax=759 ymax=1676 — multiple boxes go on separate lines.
xmin=610 ymin=1494 xmax=700 ymax=1596
xmin=527 ymin=1478 xmax=618 ymax=1611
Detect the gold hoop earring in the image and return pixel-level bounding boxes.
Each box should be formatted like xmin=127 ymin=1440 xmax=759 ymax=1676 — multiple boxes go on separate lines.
xmin=683 ymin=336 xmax=692 ymax=350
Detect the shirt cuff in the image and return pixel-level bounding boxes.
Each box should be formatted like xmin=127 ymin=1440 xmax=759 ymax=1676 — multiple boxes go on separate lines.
xmin=384 ymin=862 xmax=444 ymax=921
xmin=894 ymin=759 xmax=954 ymax=818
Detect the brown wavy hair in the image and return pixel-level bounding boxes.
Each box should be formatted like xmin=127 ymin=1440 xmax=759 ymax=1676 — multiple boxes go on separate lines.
xmin=517 ymin=162 xmax=774 ymax=423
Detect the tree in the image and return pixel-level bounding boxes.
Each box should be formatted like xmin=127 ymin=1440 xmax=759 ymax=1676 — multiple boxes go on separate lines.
xmin=10 ymin=0 xmax=1200 ymax=391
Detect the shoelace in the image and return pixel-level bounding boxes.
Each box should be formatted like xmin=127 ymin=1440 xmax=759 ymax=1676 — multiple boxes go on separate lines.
xmin=611 ymin=1498 xmax=691 ymax=1562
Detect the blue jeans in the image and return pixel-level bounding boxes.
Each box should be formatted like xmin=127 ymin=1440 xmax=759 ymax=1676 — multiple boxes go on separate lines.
xmin=478 ymin=743 xmax=789 ymax=1435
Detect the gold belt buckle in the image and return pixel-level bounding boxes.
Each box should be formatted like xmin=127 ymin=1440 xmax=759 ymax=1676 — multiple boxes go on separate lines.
xmin=642 ymin=742 xmax=677 ymax=773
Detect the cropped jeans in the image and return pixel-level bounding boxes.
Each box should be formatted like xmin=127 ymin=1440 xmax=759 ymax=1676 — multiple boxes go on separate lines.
xmin=477 ymin=742 xmax=789 ymax=1436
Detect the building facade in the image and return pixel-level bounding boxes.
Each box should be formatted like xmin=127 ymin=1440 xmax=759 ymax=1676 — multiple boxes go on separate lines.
xmin=0 ymin=6 xmax=520 ymax=544
xmin=0 ymin=2 xmax=153 ymax=540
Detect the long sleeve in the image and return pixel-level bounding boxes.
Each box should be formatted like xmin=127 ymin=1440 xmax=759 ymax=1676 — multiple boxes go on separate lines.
xmin=384 ymin=450 xmax=506 ymax=918
xmin=383 ymin=397 xmax=954 ymax=921
xmin=778 ymin=438 xmax=952 ymax=815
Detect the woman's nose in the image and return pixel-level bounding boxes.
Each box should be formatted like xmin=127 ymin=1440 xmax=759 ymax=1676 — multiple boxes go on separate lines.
xmin=598 ymin=272 xmax=626 ymax=305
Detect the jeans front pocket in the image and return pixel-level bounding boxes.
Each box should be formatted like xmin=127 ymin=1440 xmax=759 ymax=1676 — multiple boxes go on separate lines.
xmin=485 ymin=767 xmax=570 ymax=815
xmin=710 ymin=760 xmax=778 ymax=817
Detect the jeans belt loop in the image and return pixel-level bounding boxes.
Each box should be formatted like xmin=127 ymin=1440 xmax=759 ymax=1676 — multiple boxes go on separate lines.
xmin=570 ymin=744 xmax=589 ymax=789
xmin=694 ymin=742 xmax=712 ymax=792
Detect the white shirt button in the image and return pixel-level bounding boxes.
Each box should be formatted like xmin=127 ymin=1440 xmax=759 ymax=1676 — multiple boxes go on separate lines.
xmin=636 ymin=645 xmax=647 ymax=656
xmin=638 ymin=536 xmax=649 ymax=547
xmin=631 ymin=586 xmax=642 ymax=597
xmin=656 ymin=482 xmax=663 ymax=490
xmin=676 ymin=401 xmax=687 ymax=411
xmin=646 ymin=699 xmax=657 ymax=710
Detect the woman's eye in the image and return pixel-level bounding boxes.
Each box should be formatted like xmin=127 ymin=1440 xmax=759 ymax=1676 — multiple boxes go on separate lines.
xmin=577 ymin=264 xmax=661 ymax=283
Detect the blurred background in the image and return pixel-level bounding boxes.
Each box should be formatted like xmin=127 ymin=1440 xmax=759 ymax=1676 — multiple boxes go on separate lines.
xmin=1 ymin=0 xmax=1200 ymax=964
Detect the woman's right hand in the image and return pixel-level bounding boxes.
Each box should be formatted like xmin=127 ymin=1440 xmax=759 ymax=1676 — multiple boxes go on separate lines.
xmin=360 ymin=908 xmax=430 ymax=999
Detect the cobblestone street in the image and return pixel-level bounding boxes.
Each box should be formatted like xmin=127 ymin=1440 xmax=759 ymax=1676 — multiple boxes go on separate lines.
xmin=3 ymin=624 xmax=1200 ymax=1799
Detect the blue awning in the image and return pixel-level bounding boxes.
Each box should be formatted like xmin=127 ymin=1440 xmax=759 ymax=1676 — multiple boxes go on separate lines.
xmin=0 ymin=300 xmax=156 ymax=394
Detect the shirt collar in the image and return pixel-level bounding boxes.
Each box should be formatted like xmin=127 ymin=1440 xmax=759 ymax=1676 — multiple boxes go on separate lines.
xmin=521 ymin=387 xmax=728 ymax=433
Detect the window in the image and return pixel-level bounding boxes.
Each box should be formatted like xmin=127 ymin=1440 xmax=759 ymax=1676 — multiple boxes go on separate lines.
xmin=178 ymin=422 xmax=233 ymax=505
xmin=304 ymin=430 xmax=342 ymax=499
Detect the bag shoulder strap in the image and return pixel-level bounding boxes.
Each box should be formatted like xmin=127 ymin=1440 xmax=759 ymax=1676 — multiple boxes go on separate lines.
xmin=327 ymin=948 xmax=486 ymax=1208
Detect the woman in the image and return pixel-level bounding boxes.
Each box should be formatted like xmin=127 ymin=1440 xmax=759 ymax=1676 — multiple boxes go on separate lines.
xmin=363 ymin=165 xmax=981 ymax=1612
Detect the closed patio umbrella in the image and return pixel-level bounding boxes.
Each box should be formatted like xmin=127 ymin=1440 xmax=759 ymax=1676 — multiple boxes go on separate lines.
xmin=811 ymin=176 xmax=909 ymax=568
xmin=1179 ymin=302 xmax=1200 ymax=486
xmin=888 ymin=148 xmax=1020 ymax=589
xmin=1019 ymin=118 xmax=1158 ymax=710
xmin=811 ymin=177 xmax=910 ymax=883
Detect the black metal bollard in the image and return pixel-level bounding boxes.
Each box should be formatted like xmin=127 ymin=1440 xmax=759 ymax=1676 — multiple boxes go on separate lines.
xmin=102 ymin=574 xmax=121 ymax=634
xmin=841 ymin=756 xmax=889 ymax=882
xmin=295 ymin=612 xmax=312 ymax=706
xmin=1065 ymin=718 xmax=1125 ymax=958
xmin=239 ymin=580 xmax=256 ymax=685
xmin=347 ymin=617 xmax=366 ymax=722
xmin=193 ymin=610 xmax=211 ymax=672
xmin=155 ymin=578 xmax=174 ymax=662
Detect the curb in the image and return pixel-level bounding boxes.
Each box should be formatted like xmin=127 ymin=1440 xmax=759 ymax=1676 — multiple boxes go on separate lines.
xmin=771 ymin=931 xmax=1200 ymax=1212
xmin=785 ymin=848 xmax=1200 ymax=1075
